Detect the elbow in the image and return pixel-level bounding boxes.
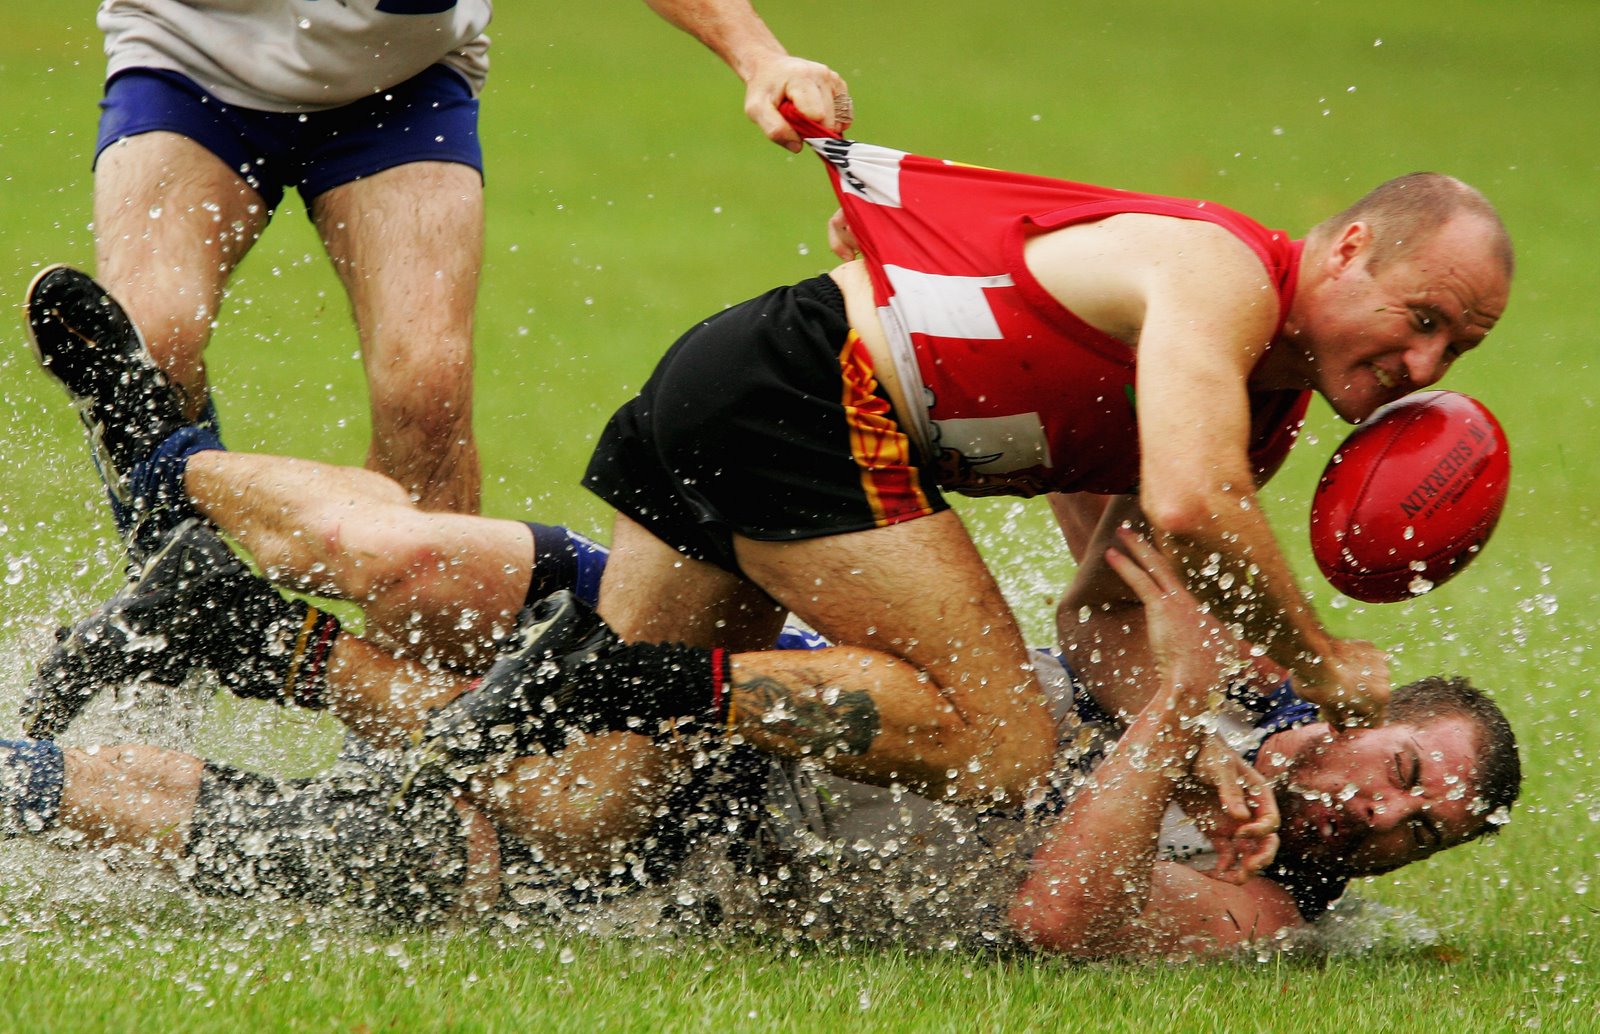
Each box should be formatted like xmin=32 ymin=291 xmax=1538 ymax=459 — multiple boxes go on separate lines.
xmin=1006 ymin=886 xmax=1111 ymax=959
xmin=1139 ymin=483 xmax=1228 ymax=544
xmin=1007 ymin=886 xmax=1068 ymax=953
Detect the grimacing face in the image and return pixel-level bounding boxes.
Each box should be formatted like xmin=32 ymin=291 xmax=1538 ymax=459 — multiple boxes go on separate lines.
xmin=1299 ymin=215 xmax=1510 ymax=424
xmin=1270 ymin=715 xmax=1486 ymax=876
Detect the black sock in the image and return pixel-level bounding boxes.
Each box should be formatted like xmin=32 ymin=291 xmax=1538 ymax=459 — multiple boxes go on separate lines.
xmin=209 ymin=571 xmax=342 ymax=710
xmin=567 ymin=642 xmax=728 ymax=735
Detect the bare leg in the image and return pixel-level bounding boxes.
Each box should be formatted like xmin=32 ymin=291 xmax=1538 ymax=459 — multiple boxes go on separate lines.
xmin=320 ymin=634 xmax=475 ymax=746
xmin=598 ymin=511 xmax=1057 ymax=806
xmin=184 ymin=449 xmax=532 ymax=666
xmin=729 ymin=512 xmax=1057 ymax=804
xmin=312 ymin=162 xmax=483 ymax=514
xmin=479 ymin=731 xmax=681 ymax=873
xmin=599 ymin=514 xmax=785 ymax=650
xmin=93 ymin=132 xmax=269 ymax=413
xmin=57 ymin=743 xmax=204 ymax=855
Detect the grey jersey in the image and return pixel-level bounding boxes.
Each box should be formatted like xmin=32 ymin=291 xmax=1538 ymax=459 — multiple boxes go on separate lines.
xmin=100 ymin=0 xmax=492 ymax=112
xmin=684 ymin=653 xmax=1097 ymax=949
xmin=692 ymin=653 xmax=1308 ymax=949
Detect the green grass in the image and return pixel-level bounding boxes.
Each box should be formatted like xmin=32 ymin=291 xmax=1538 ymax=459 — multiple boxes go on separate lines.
xmin=4 ymin=0 xmax=1600 ymax=1029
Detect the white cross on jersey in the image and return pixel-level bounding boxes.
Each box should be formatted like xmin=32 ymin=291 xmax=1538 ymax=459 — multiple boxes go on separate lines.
xmin=882 ymin=265 xmax=1012 ymax=340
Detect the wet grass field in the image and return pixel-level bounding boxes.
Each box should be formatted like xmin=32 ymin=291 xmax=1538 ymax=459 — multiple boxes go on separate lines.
xmin=2 ymin=1 xmax=1598 ymax=1029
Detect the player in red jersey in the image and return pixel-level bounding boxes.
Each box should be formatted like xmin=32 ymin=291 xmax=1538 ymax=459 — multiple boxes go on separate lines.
xmin=557 ymin=109 xmax=1513 ymax=812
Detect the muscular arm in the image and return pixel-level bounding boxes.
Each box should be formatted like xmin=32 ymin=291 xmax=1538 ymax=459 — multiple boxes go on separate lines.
xmin=1008 ymin=673 xmax=1204 ymax=954
xmin=1033 ymin=220 xmax=1387 ymax=725
xmin=1012 ymin=533 xmax=1294 ymax=957
xmin=1139 ymin=247 xmax=1389 ymax=724
xmin=639 ymin=0 xmax=849 ymax=150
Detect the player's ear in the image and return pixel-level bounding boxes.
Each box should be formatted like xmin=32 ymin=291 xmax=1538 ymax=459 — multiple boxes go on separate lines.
xmin=1328 ymin=221 xmax=1372 ymax=275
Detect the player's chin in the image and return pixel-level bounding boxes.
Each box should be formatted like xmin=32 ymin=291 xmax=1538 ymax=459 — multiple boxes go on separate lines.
xmin=1340 ymin=388 xmax=1405 ymax=425
xmin=1325 ymin=398 xmax=1372 ymax=425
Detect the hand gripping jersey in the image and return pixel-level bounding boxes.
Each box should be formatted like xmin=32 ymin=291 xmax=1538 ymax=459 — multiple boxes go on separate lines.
xmin=783 ymin=106 xmax=1311 ymax=497
xmin=100 ymin=0 xmax=492 ymax=112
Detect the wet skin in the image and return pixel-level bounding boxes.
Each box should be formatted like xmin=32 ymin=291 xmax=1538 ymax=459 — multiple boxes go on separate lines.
xmin=1281 ymin=214 xmax=1511 ymax=424
xmin=1258 ymin=715 xmax=1484 ymax=876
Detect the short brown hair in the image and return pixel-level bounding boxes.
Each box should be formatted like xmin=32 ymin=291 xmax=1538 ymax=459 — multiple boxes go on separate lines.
xmin=1389 ymin=675 xmax=1521 ymax=840
xmin=1311 ymin=173 xmax=1514 ymax=277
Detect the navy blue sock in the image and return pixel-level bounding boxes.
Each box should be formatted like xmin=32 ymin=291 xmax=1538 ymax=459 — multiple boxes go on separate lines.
xmin=523 ymin=524 xmax=611 ymax=608
xmin=123 ymin=424 xmax=225 ymax=553
xmin=1 ymin=738 xmax=66 ymax=836
xmin=566 ymin=530 xmax=610 ymax=607
xmin=525 ymin=523 xmax=581 ymax=608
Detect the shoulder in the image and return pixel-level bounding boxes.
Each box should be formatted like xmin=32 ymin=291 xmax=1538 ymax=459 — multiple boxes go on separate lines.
xmin=1025 ymin=215 xmax=1274 ymax=345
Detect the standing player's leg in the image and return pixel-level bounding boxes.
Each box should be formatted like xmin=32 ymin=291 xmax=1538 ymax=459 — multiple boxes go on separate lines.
xmin=311 ymin=161 xmax=484 ymax=515
xmin=93 ymin=131 xmax=268 ymax=413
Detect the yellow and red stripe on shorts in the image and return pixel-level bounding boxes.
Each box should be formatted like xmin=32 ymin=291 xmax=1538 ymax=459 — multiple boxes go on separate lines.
xmin=839 ymin=331 xmax=934 ymax=527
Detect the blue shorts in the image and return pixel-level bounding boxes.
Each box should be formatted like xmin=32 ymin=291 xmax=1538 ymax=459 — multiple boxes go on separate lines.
xmin=95 ymin=66 xmax=483 ymax=213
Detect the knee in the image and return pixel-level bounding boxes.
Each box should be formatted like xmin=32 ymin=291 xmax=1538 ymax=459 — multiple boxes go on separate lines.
xmin=294 ymin=490 xmax=433 ymax=602
xmin=338 ymin=533 xmax=455 ymax=611
xmin=945 ymin=699 xmax=1058 ymax=807
xmin=368 ymin=349 xmax=475 ymax=450
xmin=942 ymin=738 xmax=1054 ymax=808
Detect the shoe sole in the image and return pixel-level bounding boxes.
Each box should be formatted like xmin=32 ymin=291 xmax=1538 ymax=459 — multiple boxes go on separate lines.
xmin=18 ymin=518 xmax=214 ymax=738
xmin=21 ymin=262 xmax=155 ymax=402
xmin=23 ymin=263 xmax=143 ymax=508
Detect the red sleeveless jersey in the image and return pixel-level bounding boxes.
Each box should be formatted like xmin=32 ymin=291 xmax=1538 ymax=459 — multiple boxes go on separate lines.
xmin=786 ymin=107 xmax=1310 ymax=497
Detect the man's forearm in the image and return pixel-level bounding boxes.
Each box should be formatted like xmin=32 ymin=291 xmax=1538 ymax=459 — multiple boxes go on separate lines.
xmin=640 ymin=0 xmax=789 ymax=78
xmin=1057 ymin=491 xmax=1282 ymax=717
xmin=1148 ymin=484 xmax=1332 ymax=687
xmin=1008 ymin=689 xmax=1200 ymax=954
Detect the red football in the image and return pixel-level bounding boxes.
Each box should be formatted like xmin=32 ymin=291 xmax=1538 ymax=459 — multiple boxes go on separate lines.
xmin=1309 ymin=390 xmax=1510 ymax=603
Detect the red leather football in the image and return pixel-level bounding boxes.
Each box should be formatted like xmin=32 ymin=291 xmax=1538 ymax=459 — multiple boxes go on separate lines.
xmin=1309 ymin=390 xmax=1510 ymax=603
